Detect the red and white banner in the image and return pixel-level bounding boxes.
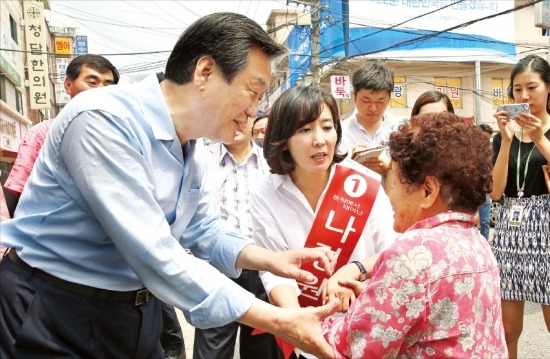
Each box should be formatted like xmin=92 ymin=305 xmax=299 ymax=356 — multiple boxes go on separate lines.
xmin=297 ymin=164 xmax=379 ymax=308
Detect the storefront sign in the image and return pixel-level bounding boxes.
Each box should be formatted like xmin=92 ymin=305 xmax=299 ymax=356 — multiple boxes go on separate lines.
xmin=24 ymin=1 xmax=50 ymax=110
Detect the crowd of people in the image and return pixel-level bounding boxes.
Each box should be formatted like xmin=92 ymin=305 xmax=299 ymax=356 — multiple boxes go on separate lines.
xmin=1 ymin=11 xmax=549 ymax=359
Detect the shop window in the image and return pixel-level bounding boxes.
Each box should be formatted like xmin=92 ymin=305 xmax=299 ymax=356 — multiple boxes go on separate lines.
xmin=0 ymin=75 xmax=6 ymax=102
xmin=15 ymin=89 xmax=23 ymax=115
xmin=10 ymin=15 xmax=18 ymax=44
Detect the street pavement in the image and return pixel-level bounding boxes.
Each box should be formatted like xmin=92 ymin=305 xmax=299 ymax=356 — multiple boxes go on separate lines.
xmin=520 ymin=301 xmax=550 ymax=359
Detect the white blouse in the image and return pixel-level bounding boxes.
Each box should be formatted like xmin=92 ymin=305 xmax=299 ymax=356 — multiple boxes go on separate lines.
xmin=250 ymin=158 xmax=398 ymax=295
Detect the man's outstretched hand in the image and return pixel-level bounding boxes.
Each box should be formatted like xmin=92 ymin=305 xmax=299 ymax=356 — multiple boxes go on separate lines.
xmin=239 ymin=298 xmax=340 ymax=358
xmin=266 ymin=247 xmax=337 ymax=282
xmin=236 ymin=245 xmax=336 ymax=282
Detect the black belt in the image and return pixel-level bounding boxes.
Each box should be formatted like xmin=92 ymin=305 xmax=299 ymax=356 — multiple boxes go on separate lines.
xmin=8 ymin=250 xmax=152 ymax=306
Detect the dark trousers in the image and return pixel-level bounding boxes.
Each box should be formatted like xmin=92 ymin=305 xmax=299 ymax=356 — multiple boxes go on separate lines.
xmin=192 ymin=269 xmax=282 ymax=359
xmin=160 ymin=302 xmax=185 ymax=356
xmin=0 ymin=253 xmax=164 ymax=359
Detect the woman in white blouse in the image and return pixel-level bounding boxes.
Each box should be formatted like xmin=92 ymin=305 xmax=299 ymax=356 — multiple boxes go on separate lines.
xmin=250 ymin=86 xmax=397 ymax=357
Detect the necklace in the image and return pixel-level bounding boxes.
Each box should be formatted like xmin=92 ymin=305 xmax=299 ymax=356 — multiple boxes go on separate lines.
xmin=516 ymin=128 xmax=536 ymax=198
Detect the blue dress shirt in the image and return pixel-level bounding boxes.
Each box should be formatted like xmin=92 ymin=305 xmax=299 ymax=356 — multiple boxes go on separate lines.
xmin=0 ymin=74 xmax=255 ymax=328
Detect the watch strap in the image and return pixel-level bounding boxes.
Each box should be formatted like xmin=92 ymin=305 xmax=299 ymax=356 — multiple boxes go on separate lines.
xmin=352 ymin=260 xmax=367 ymax=282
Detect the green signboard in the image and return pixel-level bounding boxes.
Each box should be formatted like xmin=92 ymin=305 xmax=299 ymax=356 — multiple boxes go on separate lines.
xmin=0 ymin=55 xmax=22 ymax=86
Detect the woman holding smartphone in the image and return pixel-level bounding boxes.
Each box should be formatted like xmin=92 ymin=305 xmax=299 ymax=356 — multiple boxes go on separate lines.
xmin=491 ymin=54 xmax=550 ymax=358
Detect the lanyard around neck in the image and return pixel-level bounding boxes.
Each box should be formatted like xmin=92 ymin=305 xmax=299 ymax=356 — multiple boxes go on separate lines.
xmin=516 ymin=129 xmax=536 ymax=198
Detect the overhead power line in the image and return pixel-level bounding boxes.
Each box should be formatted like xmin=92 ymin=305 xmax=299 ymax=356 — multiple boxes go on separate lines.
xmin=318 ymin=0 xmax=466 ymax=55
xmin=0 ymin=48 xmax=171 ymax=57
xmin=277 ymin=0 xmax=543 ymax=85
xmin=5 ymin=0 xmax=545 ymax=79
xmin=322 ymin=0 xmax=542 ymax=67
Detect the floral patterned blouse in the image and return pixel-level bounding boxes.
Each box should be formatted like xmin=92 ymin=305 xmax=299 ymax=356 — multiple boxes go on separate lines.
xmin=322 ymin=211 xmax=508 ymax=358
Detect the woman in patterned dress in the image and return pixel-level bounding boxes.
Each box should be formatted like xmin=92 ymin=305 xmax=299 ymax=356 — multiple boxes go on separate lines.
xmin=491 ymin=54 xmax=550 ymax=358
xmin=322 ymin=112 xmax=508 ymax=358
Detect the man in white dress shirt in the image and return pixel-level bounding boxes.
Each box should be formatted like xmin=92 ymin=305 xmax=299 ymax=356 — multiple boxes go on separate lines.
xmin=195 ymin=118 xmax=280 ymax=359
xmin=340 ymin=63 xmax=405 ymax=177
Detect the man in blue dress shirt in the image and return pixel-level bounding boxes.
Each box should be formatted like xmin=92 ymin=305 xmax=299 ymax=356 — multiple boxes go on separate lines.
xmin=0 ymin=13 xmax=338 ymax=359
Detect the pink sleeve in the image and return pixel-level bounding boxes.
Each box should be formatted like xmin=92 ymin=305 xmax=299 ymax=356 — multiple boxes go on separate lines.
xmin=322 ymin=245 xmax=426 ymax=358
xmin=4 ymin=126 xmax=49 ymax=196
xmin=0 ymin=189 xmax=9 ymax=222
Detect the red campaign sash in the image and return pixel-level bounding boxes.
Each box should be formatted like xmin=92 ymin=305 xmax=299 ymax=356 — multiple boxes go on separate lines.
xmin=253 ymin=164 xmax=380 ymax=358
xmin=297 ymin=163 xmax=379 ymax=307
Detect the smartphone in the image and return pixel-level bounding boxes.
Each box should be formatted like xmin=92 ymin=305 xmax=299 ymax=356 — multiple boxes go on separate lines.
xmin=497 ymin=103 xmax=530 ymax=119
xmin=352 ymin=146 xmax=384 ymax=162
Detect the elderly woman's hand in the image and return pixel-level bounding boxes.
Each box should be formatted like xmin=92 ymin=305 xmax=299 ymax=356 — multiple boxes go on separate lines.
xmin=338 ymin=278 xmax=368 ymax=296
xmin=322 ymin=255 xmax=380 ymax=311
xmin=322 ymin=262 xmax=360 ymax=312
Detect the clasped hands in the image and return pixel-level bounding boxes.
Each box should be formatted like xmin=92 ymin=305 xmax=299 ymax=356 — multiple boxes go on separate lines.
xmin=265 ymin=248 xmax=371 ymax=313
xmin=240 ymin=247 xmax=376 ymax=357
xmin=321 ymin=261 xmax=368 ymax=312
xmin=320 ymin=254 xmax=380 ymax=312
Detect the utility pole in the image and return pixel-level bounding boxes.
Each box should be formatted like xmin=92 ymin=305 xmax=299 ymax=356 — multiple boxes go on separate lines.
xmin=309 ymin=0 xmax=321 ymax=87
xmin=475 ymin=60 xmax=482 ymax=125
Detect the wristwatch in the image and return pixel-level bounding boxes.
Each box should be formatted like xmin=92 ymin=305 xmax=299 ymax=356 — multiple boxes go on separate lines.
xmin=352 ymin=260 xmax=367 ymax=282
